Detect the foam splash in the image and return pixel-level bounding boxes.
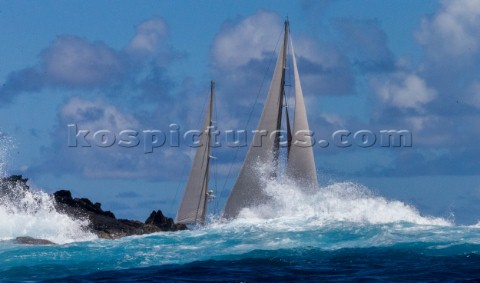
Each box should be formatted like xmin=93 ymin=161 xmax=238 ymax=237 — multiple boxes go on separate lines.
xmin=0 ymin=180 xmax=96 ymax=244
xmin=471 ymin=221 xmax=480 ymax=228
xmin=229 ymin=178 xmax=451 ymax=227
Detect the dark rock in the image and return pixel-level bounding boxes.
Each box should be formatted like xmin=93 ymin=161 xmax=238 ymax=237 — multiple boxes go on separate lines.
xmin=53 ymin=190 xmax=116 ymax=219
xmin=53 ymin=190 xmax=187 ymax=239
xmin=14 ymin=237 xmax=56 ymax=245
xmin=1 ymin=175 xmax=29 ymax=190
xmin=146 ymin=210 xmax=188 ymax=231
xmin=145 ymin=210 xmax=168 ymax=227
xmin=53 ymin=190 xmax=75 ymax=206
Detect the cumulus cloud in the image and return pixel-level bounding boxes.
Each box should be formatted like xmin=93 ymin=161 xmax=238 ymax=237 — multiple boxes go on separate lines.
xmin=42 ymin=36 xmax=125 ymax=86
xmin=350 ymin=0 xmax=480 ymax=177
xmin=61 ymin=97 xmax=139 ymax=131
xmin=34 ymin=96 xmax=190 ymax=180
xmin=0 ymin=35 xmax=126 ymax=101
xmin=0 ymin=16 xmax=195 ymax=180
xmin=128 ymin=16 xmax=168 ymax=57
xmin=0 ymin=17 xmax=172 ymax=105
xmin=211 ymin=11 xmax=282 ymax=69
xmin=371 ymin=73 xmax=437 ymax=112
xmin=416 ymin=0 xmax=480 ymax=59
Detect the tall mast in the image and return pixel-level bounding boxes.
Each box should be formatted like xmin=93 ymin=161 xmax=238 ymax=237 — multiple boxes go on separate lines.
xmin=273 ymin=20 xmax=289 ymax=169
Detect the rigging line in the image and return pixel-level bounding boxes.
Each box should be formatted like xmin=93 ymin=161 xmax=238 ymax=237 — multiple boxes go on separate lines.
xmin=216 ymin=28 xmax=284 ymax=214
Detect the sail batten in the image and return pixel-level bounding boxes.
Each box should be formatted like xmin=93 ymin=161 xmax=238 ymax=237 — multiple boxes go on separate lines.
xmin=176 ymin=81 xmax=214 ymax=225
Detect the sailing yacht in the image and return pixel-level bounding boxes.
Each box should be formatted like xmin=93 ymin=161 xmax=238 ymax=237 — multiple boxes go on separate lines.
xmin=176 ymin=20 xmax=317 ymax=224
xmin=176 ymin=81 xmax=215 ymax=225
xmin=223 ymin=20 xmax=318 ymax=219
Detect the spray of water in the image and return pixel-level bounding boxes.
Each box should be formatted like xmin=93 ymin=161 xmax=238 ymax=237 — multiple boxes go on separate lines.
xmin=215 ymin=162 xmax=451 ymax=228
xmin=0 ymin=180 xmax=97 ymax=244
xmin=0 ymin=139 xmax=96 ymax=244
xmin=244 ymin=180 xmax=449 ymax=225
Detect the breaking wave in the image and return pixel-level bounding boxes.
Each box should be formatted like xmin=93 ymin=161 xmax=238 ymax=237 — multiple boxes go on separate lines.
xmin=0 ymin=181 xmax=96 ymax=244
xmin=0 ymin=140 xmax=95 ymax=244
xmin=232 ymin=179 xmax=451 ymax=227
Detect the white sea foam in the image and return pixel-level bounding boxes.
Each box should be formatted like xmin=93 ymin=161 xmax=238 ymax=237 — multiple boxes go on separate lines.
xmin=225 ymin=176 xmax=451 ymax=228
xmin=470 ymin=221 xmax=480 ymax=228
xmin=0 ymin=183 xmax=96 ymax=244
xmin=0 ymin=137 xmax=96 ymax=244
xmin=0 ymin=180 xmax=97 ymax=244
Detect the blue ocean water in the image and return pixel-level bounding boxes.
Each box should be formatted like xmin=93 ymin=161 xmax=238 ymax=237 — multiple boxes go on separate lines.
xmin=1 ymin=180 xmax=480 ymax=281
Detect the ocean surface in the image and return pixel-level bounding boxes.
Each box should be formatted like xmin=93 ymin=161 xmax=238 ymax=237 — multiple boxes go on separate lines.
xmin=1 ymin=178 xmax=480 ymax=282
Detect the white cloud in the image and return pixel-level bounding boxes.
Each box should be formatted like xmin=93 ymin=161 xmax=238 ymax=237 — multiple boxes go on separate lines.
xmin=211 ymin=11 xmax=282 ymax=69
xmin=416 ymin=0 xmax=480 ymax=59
xmin=43 ymin=36 xmax=124 ymax=86
xmin=62 ymin=97 xmax=139 ymax=131
xmin=128 ymin=17 xmax=168 ymax=56
xmin=371 ymin=73 xmax=437 ymax=112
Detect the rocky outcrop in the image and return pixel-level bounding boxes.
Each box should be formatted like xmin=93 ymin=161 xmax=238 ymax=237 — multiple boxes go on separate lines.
xmin=53 ymin=190 xmax=187 ymax=239
xmin=146 ymin=210 xmax=187 ymax=231
xmin=53 ymin=190 xmax=116 ymax=219
xmin=1 ymin=175 xmax=187 ymax=241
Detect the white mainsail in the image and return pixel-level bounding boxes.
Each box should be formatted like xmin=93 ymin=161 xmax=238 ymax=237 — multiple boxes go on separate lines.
xmin=223 ymin=20 xmax=318 ymax=219
xmin=176 ymin=81 xmax=215 ymax=225
xmin=222 ymin=21 xmax=289 ymax=219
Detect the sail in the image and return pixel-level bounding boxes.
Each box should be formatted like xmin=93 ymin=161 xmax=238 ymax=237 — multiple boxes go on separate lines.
xmin=286 ymin=41 xmax=318 ymax=189
xmin=223 ymin=22 xmax=289 ymax=219
xmin=176 ymin=82 xmax=214 ymax=225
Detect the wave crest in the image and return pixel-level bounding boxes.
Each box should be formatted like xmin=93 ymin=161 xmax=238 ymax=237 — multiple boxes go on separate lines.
xmin=0 ymin=179 xmax=96 ymax=244
xmin=231 ymin=179 xmax=451 ymax=227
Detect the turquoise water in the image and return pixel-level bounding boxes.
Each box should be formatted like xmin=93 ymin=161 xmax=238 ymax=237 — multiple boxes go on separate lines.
xmin=1 ymin=180 xmax=480 ymax=281
xmin=1 ymin=222 xmax=480 ymax=281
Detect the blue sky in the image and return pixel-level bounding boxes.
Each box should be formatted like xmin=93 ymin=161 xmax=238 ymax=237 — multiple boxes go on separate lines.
xmin=1 ymin=0 xmax=480 ymax=224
